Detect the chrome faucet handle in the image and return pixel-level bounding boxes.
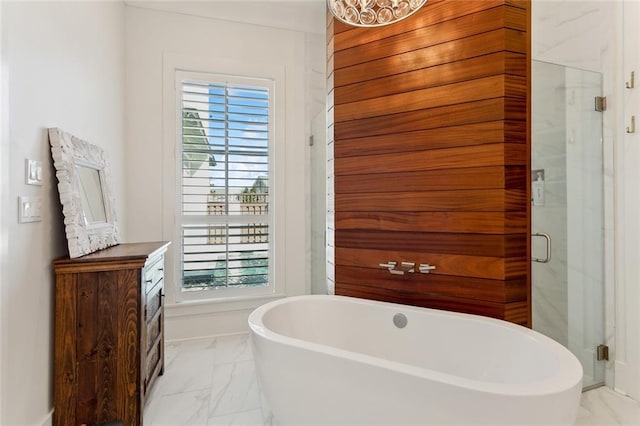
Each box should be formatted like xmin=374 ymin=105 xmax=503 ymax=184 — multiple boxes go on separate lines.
xmin=419 ymin=264 xmax=436 ymax=274
xmin=379 ymin=261 xmax=397 ymax=270
xmin=379 ymin=261 xmax=415 ymax=275
xmin=391 ymin=262 xmax=415 ymax=275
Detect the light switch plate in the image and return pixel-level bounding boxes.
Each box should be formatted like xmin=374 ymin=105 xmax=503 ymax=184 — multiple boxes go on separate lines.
xmin=25 ymin=159 xmax=43 ymax=186
xmin=18 ymin=196 xmax=42 ymax=223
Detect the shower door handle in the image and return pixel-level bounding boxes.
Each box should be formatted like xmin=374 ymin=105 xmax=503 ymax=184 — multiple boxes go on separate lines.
xmin=532 ymin=232 xmax=552 ymax=263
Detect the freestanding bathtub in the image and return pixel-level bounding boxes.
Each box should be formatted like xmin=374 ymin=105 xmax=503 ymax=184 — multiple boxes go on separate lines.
xmin=249 ymin=295 xmax=583 ymax=425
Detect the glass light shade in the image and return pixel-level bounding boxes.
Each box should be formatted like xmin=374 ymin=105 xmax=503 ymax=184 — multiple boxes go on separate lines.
xmin=328 ymin=0 xmax=427 ymax=28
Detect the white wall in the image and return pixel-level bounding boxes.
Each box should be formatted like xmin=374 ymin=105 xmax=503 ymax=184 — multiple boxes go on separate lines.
xmin=1 ymin=2 xmax=126 ymax=424
xmin=616 ymin=0 xmax=640 ymax=400
xmin=124 ymin=4 xmax=325 ymax=339
xmin=0 ymin=0 xmax=6 ymax=421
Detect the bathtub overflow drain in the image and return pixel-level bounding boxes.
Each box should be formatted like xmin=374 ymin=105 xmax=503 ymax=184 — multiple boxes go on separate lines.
xmin=393 ymin=313 xmax=407 ymax=328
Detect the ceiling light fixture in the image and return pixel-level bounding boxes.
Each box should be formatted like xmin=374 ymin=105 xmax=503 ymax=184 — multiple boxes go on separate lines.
xmin=328 ymin=0 xmax=427 ymax=28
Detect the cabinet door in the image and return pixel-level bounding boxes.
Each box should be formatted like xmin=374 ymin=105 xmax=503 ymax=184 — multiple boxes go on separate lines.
xmin=143 ymin=254 xmax=165 ymax=398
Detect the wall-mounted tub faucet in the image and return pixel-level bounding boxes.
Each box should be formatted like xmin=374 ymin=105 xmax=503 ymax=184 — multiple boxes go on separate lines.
xmin=379 ymin=261 xmax=415 ymax=275
xmin=419 ymin=264 xmax=436 ymax=274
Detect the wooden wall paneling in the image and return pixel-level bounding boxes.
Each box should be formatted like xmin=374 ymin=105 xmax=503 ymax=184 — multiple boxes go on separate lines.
xmin=337 ymin=283 xmax=528 ymax=324
xmin=525 ymin=0 xmax=532 ymax=326
xmin=335 ymin=122 xmax=527 ymax=157
xmin=335 ymin=144 xmax=526 ymax=176
xmin=336 ymin=265 xmax=527 ymax=302
xmin=336 ymin=230 xmax=526 ymax=258
xmin=335 ymin=189 xmax=527 ymax=212
xmin=334 ymin=29 xmax=527 ymax=87
xmin=334 ymin=98 xmax=525 ymax=140
xmin=328 ymin=0 xmax=530 ymax=324
xmin=334 ymin=0 xmax=527 ymax=47
xmin=506 ymin=0 xmax=528 ymax=10
xmin=334 ymin=167 xmax=525 ymax=193
xmin=335 ymin=52 xmax=527 ymax=105
xmin=335 ymin=247 xmax=527 ymax=281
xmin=335 ymin=75 xmax=526 ymax=122
xmin=334 ymin=6 xmax=526 ymax=70
xmin=335 ymin=211 xmax=527 ymax=235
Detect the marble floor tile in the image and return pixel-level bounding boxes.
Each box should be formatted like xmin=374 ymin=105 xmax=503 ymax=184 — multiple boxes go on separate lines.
xmin=165 ymin=337 xmax=217 ymax=356
xmin=261 ymin=408 xmax=278 ymax=426
xmin=144 ymin=388 xmax=210 ymax=426
xmin=258 ymin=384 xmax=277 ymax=426
xmin=209 ymin=360 xmax=261 ymax=417
xmin=153 ymin=342 xmax=216 ymax=396
xmin=208 ymin=409 xmax=264 ymax=426
xmin=146 ymin=334 xmax=639 ymax=426
xmin=575 ymin=387 xmax=640 ymax=425
xmin=213 ymin=334 xmax=253 ymax=365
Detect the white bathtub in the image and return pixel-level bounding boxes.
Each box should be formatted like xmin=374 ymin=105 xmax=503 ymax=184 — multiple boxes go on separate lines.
xmin=249 ymin=295 xmax=583 ymax=425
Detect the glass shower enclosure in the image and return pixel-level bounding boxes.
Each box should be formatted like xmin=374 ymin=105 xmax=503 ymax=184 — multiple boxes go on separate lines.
xmin=531 ymin=60 xmax=605 ymax=389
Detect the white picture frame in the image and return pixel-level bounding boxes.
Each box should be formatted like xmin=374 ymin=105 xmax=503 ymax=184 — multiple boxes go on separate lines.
xmin=49 ymin=128 xmax=120 ymax=258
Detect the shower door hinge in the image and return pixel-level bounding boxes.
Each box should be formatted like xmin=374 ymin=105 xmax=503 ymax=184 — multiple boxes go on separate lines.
xmin=596 ymin=344 xmax=609 ymax=361
xmin=595 ymin=96 xmax=607 ymax=112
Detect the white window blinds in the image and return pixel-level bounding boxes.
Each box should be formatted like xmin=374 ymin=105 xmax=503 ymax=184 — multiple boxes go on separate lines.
xmin=179 ymin=75 xmax=271 ymax=292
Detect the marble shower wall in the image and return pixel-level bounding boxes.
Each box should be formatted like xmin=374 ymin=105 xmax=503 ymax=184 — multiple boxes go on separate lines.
xmin=532 ymin=1 xmax=613 ymax=73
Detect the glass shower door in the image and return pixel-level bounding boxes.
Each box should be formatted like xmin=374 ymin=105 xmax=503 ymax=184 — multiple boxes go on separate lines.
xmin=531 ymin=60 xmax=605 ymax=388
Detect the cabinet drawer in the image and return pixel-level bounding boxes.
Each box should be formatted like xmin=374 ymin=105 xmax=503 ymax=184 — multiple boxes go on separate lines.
xmin=143 ymin=257 xmax=164 ymax=293
xmin=147 ymin=314 xmax=162 ymax=353
xmin=145 ymin=337 xmax=163 ymax=395
xmin=145 ymin=279 xmax=163 ymax=322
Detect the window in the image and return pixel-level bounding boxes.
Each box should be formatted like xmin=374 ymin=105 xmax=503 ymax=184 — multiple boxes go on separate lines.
xmin=177 ymin=71 xmax=273 ymax=297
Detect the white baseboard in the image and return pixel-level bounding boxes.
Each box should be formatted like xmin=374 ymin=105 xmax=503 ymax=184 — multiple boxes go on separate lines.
xmin=164 ymin=294 xmax=283 ymax=340
xmin=38 ymin=410 xmax=53 ymax=426
xmin=614 ymin=360 xmax=639 ymax=401
xmin=165 ymin=307 xmax=253 ymax=341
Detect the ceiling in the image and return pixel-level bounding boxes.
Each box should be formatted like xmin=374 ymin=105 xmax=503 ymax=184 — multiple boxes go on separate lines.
xmin=126 ymin=1 xmax=327 ymax=34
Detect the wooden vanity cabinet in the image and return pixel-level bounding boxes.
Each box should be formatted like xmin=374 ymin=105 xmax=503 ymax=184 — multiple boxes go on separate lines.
xmin=53 ymin=242 xmax=170 ymax=426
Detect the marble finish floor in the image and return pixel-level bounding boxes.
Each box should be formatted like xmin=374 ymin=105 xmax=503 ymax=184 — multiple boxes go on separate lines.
xmin=144 ymin=334 xmax=640 ymax=426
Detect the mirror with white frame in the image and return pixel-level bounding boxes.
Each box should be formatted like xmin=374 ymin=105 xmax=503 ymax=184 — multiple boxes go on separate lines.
xmin=75 ymin=164 xmax=107 ymax=224
xmin=49 ymin=128 xmax=120 ymax=258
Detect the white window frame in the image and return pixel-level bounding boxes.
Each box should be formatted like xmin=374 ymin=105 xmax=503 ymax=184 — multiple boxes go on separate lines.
xmin=177 ymin=71 xmax=274 ymax=300
xmin=163 ymin=54 xmax=287 ymax=304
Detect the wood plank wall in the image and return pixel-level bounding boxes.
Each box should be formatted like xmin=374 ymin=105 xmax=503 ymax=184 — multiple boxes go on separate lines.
xmin=326 ymin=0 xmax=531 ymax=325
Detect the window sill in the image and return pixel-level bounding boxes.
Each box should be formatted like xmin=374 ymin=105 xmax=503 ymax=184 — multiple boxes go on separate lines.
xmin=164 ymin=293 xmax=286 ymax=318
